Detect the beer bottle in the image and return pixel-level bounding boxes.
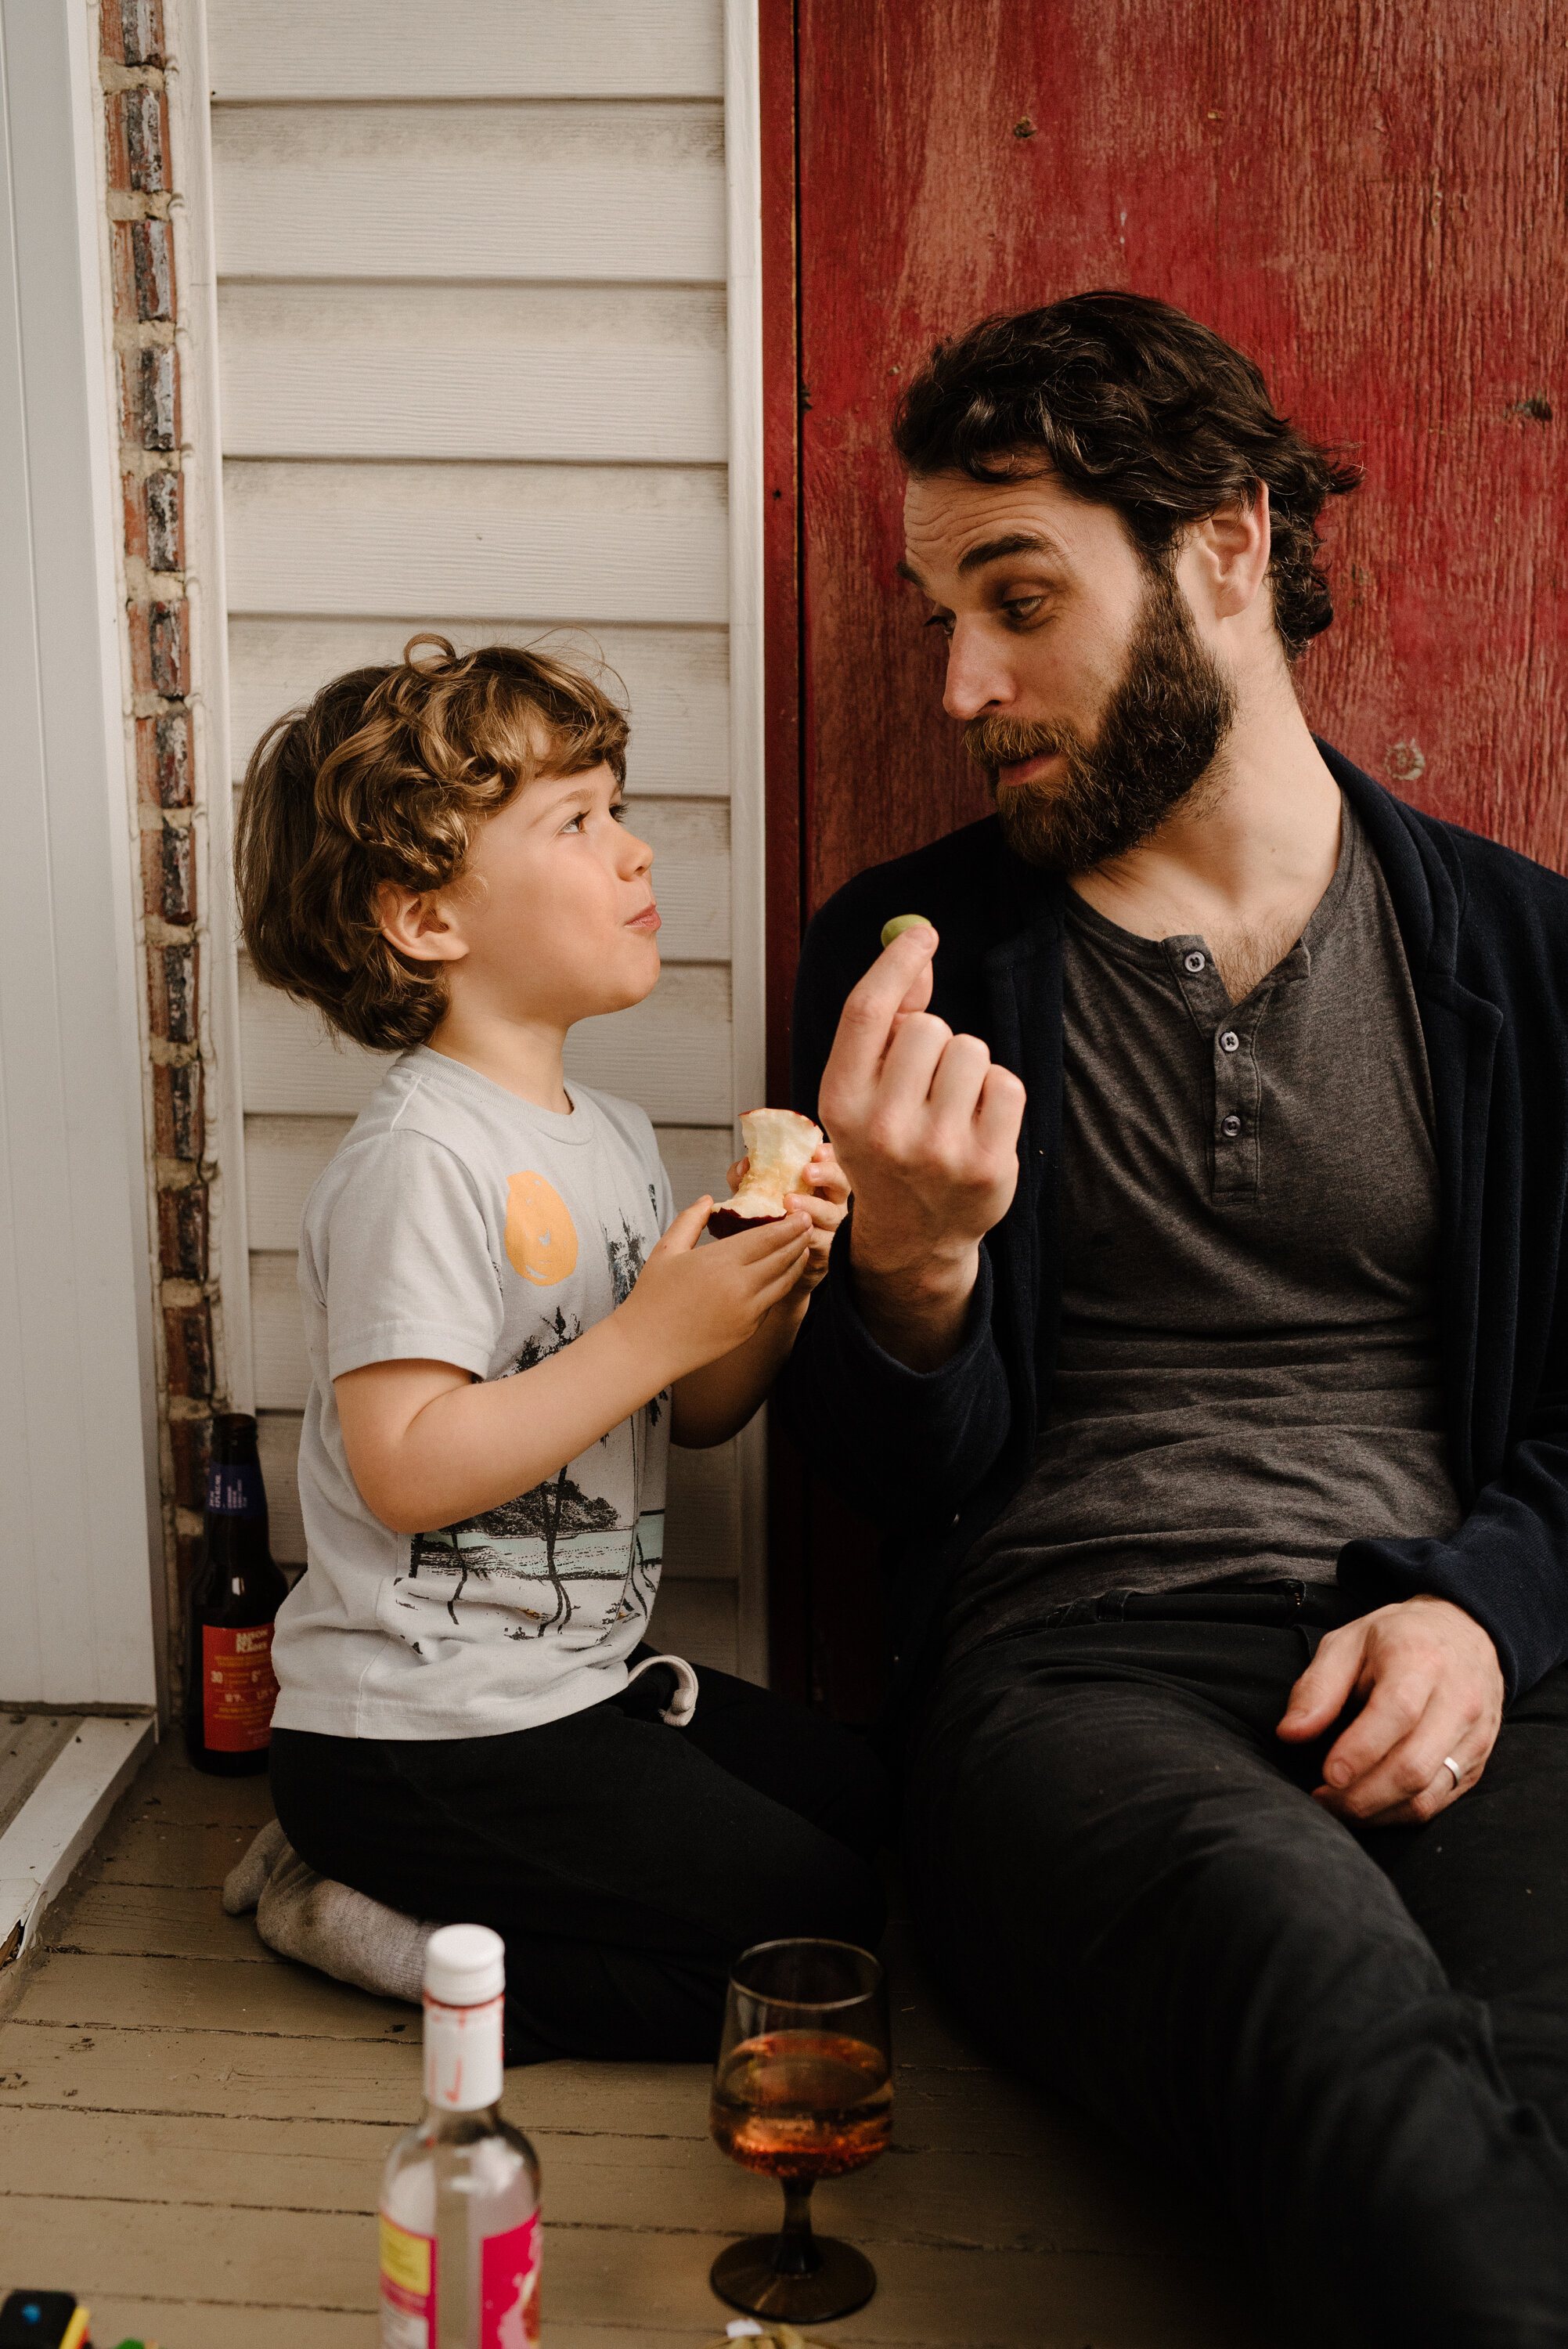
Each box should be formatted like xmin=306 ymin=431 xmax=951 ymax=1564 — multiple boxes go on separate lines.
xmin=182 ymin=1411 xmax=289 ymax=1777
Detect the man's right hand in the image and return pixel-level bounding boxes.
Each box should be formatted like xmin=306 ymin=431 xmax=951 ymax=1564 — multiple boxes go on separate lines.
xmin=816 ymin=924 xmax=1026 ymax=1369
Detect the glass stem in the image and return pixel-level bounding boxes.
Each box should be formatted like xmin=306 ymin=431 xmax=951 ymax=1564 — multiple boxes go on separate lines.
xmin=771 ymin=2178 xmax=822 ymax=2277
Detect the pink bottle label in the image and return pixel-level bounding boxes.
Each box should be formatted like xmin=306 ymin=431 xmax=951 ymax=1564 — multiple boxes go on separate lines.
xmin=482 ymin=2212 xmax=541 ymax=2347
xmin=380 ymin=2210 xmax=539 ymax=2347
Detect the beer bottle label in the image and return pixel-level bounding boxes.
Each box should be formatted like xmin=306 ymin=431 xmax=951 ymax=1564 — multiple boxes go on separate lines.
xmin=206 ymin=1460 xmax=265 ymax=1517
xmin=200 ymin=1622 xmax=279 ymax=1752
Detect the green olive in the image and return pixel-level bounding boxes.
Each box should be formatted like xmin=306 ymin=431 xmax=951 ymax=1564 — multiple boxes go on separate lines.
xmin=879 ymin=913 xmax=934 ymax=950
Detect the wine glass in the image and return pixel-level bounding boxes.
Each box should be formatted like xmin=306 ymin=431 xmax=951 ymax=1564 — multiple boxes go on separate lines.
xmin=708 ymin=1936 xmax=892 ymax=2324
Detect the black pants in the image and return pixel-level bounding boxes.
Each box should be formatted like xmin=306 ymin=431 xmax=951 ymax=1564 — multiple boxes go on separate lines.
xmin=269 ymin=1656 xmax=888 ymax=2065
xmin=905 ymin=1589 xmax=1568 ymax=2349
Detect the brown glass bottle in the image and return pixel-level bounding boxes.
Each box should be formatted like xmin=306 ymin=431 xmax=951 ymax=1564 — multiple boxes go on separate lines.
xmin=183 ymin=1413 xmax=290 ymax=1777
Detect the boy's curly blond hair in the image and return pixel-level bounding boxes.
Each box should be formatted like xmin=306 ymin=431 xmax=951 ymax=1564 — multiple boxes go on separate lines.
xmin=235 ymin=635 xmax=629 ymax=1052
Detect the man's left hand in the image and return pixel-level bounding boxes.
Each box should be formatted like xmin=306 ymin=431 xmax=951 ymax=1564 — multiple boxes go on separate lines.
xmin=1276 ymin=1594 xmax=1505 ymax=1825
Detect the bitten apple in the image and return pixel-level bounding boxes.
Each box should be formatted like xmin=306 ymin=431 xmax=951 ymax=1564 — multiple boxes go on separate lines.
xmin=708 ymin=1108 xmax=824 ymax=1238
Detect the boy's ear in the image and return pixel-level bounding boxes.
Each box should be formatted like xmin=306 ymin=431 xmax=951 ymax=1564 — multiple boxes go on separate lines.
xmin=373 ymin=881 xmax=470 ymax=965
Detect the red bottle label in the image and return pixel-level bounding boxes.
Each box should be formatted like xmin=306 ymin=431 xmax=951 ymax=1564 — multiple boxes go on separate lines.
xmin=201 ymin=1622 xmax=279 ymax=1752
xmin=377 ymin=2211 xmax=539 ymax=2347
xmin=482 ymin=2213 xmax=541 ymax=2346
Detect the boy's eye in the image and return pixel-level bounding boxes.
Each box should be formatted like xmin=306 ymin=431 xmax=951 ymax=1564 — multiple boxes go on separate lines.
xmin=609 ymin=802 xmax=628 ymax=824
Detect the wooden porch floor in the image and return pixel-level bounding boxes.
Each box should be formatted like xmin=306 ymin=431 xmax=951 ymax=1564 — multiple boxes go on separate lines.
xmin=0 ymin=1737 xmax=1269 ymax=2347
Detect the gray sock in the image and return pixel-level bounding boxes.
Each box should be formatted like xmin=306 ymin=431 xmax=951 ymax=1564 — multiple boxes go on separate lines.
xmin=222 ymin=1818 xmax=432 ymax=2004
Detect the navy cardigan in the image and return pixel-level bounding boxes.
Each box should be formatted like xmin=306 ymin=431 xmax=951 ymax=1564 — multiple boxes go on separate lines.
xmin=781 ymin=746 xmax=1568 ymax=1708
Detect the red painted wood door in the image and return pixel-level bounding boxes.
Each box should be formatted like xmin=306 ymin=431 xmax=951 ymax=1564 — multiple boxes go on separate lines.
xmin=762 ymin=0 xmax=1565 ymax=1710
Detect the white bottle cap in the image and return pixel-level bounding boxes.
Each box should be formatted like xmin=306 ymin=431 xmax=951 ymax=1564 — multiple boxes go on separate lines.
xmin=423 ymin=1921 xmax=505 ymax=2007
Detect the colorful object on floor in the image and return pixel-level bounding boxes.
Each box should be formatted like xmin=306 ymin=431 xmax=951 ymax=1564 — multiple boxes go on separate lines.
xmin=0 ymin=2295 xmax=90 ymax=2349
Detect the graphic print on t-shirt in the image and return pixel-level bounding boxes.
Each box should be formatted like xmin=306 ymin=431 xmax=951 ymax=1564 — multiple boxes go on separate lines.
xmin=503 ymin=1169 xmax=578 ymax=1286
xmin=402 ymin=1208 xmax=666 ymax=1644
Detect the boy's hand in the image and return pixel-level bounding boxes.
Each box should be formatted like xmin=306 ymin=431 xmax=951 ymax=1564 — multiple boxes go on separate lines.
xmin=621 ymin=1197 xmax=811 ymax=1380
xmin=724 ymin=1142 xmax=849 ymax=1297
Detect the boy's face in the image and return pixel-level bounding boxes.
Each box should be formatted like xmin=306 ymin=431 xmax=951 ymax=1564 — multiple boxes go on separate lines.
xmin=389 ymin=760 xmax=661 ymax=1032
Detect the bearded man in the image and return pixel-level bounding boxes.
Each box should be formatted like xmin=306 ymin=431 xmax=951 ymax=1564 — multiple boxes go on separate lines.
xmin=782 ymin=293 xmax=1568 ymax=2344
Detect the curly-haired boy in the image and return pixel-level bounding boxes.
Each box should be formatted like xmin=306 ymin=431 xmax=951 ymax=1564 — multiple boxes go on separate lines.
xmin=226 ymin=637 xmax=885 ymax=2060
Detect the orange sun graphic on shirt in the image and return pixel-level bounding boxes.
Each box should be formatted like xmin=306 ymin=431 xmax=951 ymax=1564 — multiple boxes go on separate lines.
xmin=504 ymin=1171 xmax=578 ymax=1286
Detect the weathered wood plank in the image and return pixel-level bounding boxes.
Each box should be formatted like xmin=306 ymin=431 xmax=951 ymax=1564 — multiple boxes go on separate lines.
xmin=219 ymin=282 xmax=727 ymax=465
xmin=0 ymin=2019 xmax=1072 ymax=2156
xmin=0 ymin=2193 xmax=1260 ymax=2345
xmin=9 ymin=1951 xmax=411 ymax=2040
xmin=0 ymin=2104 xmax=1227 ymax=2261
xmin=207 ymin=0 xmax=723 ymax=103
xmin=64 ymin=2307 xmax=373 ymax=2349
xmin=212 ymin=103 xmax=724 ymax=286
xmin=51 ymin=1883 xmax=285 ymax=1967
xmin=223 ymin=460 xmax=728 ymax=626
xmin=237 ymin=958 xmax=732 ymax=1123
xmin=105 ymin=1757 xmax=275 ymax=1832
xmin=95 ymin=1813 xmax=258 ymax=1891
xmin=227 ymin=619 xmax=730 ymax=799
xmin=0 ymin=1713 xmax=78 ymax=1838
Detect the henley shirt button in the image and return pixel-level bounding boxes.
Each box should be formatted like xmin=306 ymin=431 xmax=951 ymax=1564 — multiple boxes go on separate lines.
xmin=1220 ymin=1113 xmax=1242 ymax=1138
xmin=1184 ymin=950 xmax=1206 ymax=973
xmin=1220 ymin=1029 xmax=1240 ymax=1053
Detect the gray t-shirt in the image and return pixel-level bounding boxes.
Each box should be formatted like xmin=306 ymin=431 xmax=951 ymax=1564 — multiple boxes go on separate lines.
xmin=945 ymin=796 xmax=1463 ymax=1658
xmin=272 ymin=1048 xmax=672 ymax=1739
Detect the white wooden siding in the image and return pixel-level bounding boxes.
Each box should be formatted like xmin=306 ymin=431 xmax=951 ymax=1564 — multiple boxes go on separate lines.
xmin=228 ymin=622 xmax=731 ymax=798
xmin=205 ymin=3 xmax=723 ymax=101
xmin=218 ymin=284 xmax=727 ymax=465
xmin=207 ymin=0 xmax=755 ymax=1675
xmin=211 ymin=104 xmax=726 ymax=283
xmin=223 ymin=462 xmax=728 ymax=626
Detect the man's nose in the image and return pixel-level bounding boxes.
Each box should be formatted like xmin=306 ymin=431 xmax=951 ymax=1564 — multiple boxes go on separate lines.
xmin=942 ymin=619 xmax=1014 ymax=722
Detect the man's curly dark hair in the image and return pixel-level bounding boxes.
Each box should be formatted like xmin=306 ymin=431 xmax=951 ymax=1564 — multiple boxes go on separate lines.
xmin=893 ymin=291 xmax=1362 ymax=659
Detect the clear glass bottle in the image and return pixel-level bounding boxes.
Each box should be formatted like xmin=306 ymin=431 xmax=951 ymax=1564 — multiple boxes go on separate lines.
xmin=380 ymin=1925 xmax=542 ymax=2348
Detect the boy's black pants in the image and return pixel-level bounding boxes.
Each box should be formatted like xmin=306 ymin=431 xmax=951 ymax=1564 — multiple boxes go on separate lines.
xmin=269 ymin=1655 xmax=888 ymax=2066
xmin=905 ymin=1590 xmax=1568 ymax=2349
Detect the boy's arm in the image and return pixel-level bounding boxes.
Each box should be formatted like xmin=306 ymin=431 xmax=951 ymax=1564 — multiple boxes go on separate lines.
xmin=339 ymin=1200 xmax=809 ymax=1532
xmin=670 ymin=1147 xmax=848 ymax=1449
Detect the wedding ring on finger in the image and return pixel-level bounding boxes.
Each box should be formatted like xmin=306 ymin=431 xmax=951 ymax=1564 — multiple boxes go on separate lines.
xmin=1441 ymin=1754 xmax=1464 ymax=1792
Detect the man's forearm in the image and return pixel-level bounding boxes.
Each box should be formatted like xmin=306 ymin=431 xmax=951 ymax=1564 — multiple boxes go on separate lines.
xmin=848 ymin=1228 xmax=979 ymax=1370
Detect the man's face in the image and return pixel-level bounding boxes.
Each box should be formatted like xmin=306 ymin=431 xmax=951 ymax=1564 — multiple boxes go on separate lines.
xmin=900 ymin=466 xmax=1235 ymax=871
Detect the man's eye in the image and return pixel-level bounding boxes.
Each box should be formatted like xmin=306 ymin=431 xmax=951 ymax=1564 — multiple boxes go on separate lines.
xmin=1004 ymin=597 xmax=1044 ymax=624
xmin=924 ymin=612 xmax=955 ymax=638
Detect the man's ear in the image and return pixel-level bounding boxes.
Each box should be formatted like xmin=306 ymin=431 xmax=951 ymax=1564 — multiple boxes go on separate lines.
xmin=1191 ymin=481 xmax=1272 ymax=622
xmin=373 ymin=880 xmax=470 ymax=965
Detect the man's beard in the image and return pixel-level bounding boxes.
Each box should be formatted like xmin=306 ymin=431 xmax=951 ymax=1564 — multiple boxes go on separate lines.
xmin=965 ymin=566 xmax=1237 ymax=873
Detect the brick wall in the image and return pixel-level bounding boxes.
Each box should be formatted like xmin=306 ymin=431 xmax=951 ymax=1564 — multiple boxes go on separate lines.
xmin=100 ymin=0 xmax=220 ymax=1648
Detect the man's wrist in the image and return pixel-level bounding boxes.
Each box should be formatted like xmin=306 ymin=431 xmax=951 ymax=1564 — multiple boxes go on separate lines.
xmin=846 ymin=1226 xmax=979 ymax=1371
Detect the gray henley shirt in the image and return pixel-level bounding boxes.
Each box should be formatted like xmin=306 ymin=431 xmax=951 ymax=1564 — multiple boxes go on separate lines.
xmin=944 ymin=794 xmax=1464 ymax=1659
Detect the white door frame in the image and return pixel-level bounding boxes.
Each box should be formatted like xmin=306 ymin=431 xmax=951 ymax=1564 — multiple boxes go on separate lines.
xmin=725 ymin=0 xmax=770 ymax=1684
xmin=0 ymin=0 xmax=163 ymax=1706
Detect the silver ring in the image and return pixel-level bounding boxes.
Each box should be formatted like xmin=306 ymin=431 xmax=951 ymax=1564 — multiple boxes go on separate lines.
xmin=1442 ymin=1755 xmax=1463 ymax=1791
